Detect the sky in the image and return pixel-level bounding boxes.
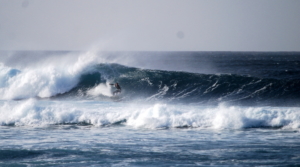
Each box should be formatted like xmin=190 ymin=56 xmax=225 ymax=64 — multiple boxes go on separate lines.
xmin=0 ymin=0 xmax=300 ymax=51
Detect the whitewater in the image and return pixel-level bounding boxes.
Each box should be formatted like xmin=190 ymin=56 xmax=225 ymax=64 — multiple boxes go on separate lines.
xmin=0 ymin=51 xmax=300 ymax=166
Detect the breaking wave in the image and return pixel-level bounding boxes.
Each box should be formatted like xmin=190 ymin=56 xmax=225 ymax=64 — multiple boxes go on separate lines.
xmin=0 ymin=57 xmax=299 ymax=106
xmin=0 ymin=99 xmax=299 ymax=129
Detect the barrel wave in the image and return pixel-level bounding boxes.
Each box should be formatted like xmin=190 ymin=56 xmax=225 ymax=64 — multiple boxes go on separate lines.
xmin=1 ymin=60 xmax=299 ymax=106
xmin=64 ymin=63 xmax=300 ymax=106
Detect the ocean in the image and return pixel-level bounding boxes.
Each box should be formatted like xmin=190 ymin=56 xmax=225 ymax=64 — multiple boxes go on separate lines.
xmin=0 ymin=51 xmax=299 ymax=166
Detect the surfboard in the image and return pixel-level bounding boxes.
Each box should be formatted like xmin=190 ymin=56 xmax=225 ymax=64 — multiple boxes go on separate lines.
xmin=111 ymin=94 xmax=122 ymax=102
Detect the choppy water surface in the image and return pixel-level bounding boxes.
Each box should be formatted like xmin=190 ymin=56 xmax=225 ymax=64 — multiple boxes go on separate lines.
xmin=1 ymin=123 xmax=299 ymax=166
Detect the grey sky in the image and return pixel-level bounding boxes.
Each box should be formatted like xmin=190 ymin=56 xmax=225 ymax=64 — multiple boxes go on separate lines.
xmin=1 ymin=0 xmax=300 ymax=51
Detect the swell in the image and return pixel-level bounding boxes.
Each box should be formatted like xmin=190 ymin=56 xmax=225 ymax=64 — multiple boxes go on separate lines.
xmin=61 ymin=64 xmax=300 ymax=106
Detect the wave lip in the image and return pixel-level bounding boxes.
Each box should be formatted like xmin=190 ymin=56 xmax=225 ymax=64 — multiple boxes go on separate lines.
xmin=0 ymin=52 xmax=101 ymax=100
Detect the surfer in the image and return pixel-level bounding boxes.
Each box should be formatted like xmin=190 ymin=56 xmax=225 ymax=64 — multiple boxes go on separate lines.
xmin=110 ymin=83 xmax=121 ymax=95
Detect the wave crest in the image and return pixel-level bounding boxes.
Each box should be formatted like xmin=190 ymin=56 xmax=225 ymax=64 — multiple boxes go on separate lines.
xmin=0 ymin=52 xmax=101 ymax=100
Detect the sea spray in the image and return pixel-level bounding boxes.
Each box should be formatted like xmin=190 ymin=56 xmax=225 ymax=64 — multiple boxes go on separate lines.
xmin=0 ymin=52 xmax=103 ymax=100
xmin=87 ymin=82 xmax=113 ymax=97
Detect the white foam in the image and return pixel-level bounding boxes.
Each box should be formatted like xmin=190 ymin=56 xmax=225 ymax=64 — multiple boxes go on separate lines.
xmin=129 ymin=104 xmax=300 ymax=129
xmin=126 ymin=104 xmax=205 ymax=129
xmin=1 ymin=100 xmax=299 ymax=130
xmin=212 ymin=104 xmax=300 ymax=129
xmin=87 ymin=82 xmax=113 ymax=97
xmin=0 ymin=52 xmax=103 ymax=100
xmin=0 ymin=99 xmax=124 ymax=126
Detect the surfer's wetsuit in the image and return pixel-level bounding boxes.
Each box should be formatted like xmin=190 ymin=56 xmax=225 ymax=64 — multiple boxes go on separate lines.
xmin=110 ymin=83 xmax=121 ymax=95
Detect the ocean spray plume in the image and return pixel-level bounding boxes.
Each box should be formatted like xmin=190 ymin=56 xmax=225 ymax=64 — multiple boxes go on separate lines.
xmin=87 ymin=82 xmax=113 ymax=97
xmin=0 ymin=52 xmax=102 ymax=100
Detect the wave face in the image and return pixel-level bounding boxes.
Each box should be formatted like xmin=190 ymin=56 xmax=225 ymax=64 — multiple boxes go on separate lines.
xmin=64 ymin=63 xmax=299 ymax=106
xmin=0 ymin=51 xmax=299 ymax=106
